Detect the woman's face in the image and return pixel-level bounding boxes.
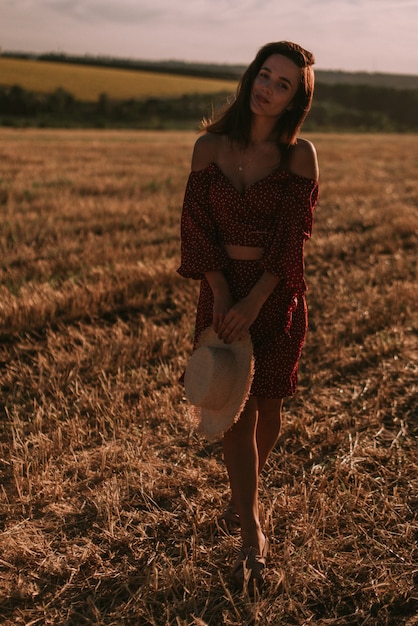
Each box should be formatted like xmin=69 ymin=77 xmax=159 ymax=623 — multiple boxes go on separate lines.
xmin=250 ymin=54 xmax=301 ymax=118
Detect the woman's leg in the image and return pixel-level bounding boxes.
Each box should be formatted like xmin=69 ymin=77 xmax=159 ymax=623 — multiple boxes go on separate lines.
xmin=256 ymin=397 xmax=283 ymax=473
xmin=222 ymin=396 xmax=264 ymax=552
xmin=221 ymin=397 xmax=282 ymax=527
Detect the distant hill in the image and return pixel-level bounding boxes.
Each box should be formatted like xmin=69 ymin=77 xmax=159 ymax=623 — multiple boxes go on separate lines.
xmin=315 ymin=69 xmax=418 ymax=90
xmin=3 ymin=51 xmax=418 ymax=90
xmin=0 ymin=51 xmax=417 ymax=131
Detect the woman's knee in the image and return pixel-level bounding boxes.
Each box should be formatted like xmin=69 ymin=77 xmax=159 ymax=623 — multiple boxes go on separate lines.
xmin=224 ymin=398 xmax=257 ymax=442
xmin=257 ymin=398 xmax=282 ymax=423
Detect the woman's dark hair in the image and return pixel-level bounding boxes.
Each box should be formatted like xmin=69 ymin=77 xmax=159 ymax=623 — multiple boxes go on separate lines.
xmin=204 ymin=41 xmax=315 ymax=146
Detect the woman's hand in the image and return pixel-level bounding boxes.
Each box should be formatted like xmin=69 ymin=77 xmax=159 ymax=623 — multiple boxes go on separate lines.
xmin=216 ymin=270 xmax=280 ymax=343
xmin=212 ymin=290 xmax=235 ymax=334
xmin=204 ymin=270 xmax=234 ymax=334
xmin=206 ymin=269 xmax=278 ymax=343
xmin=217 ymin=294 xmax=262 ymax=343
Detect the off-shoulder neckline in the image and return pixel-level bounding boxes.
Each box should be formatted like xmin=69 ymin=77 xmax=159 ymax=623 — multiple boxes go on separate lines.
xmin=191 ymin=161 xmax=317 ymax=196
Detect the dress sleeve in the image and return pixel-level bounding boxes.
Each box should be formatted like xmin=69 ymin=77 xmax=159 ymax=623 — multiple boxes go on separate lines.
xmin=260 ymin=176 xmax=319 ymax=295
xmin=177 ymin=168 xmax=229 ymax=280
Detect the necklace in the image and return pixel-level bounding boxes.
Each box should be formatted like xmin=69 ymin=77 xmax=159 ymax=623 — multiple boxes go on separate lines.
xmin=238 ymin=149 xmax=245 ymax=172
xmin=237 ymin=145 xmax=258 ymax=172
xmin=237 ymin=143 xmax=279 ymax=173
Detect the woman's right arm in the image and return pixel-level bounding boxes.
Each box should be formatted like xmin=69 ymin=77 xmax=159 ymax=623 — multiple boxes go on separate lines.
xmin=204 ymin=270 xmax=234 ymax=333
xmin=191 ymin=135 xmax=234 ymax=331
xmin=191 ymin=133 xmax=218 ymax=170
xmin=178 ymin=134 xmax=234 ymax=331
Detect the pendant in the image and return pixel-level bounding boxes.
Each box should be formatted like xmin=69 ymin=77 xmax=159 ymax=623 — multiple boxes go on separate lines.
xmin=238 ymin=166 xmax=243 ymax=171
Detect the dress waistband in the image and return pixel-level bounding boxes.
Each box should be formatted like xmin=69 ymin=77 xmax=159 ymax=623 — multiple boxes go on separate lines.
xmin=224 ymin=244 xmax=264 ymax=260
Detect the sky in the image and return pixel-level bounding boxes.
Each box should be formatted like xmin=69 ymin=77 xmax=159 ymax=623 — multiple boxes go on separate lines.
xmin=2 ymin=0 xmax=418 ymax=76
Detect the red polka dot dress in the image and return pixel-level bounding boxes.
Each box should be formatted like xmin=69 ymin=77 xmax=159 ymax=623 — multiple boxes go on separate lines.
xmin=178 ymin=162 xmax=319 ymax=398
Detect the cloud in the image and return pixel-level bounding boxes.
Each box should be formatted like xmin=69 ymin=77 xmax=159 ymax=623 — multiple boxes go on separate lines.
xmin=43 ymin=0 xmax=166 ymax=24
xmin=37 ymin=0 xmax=280 ymax=28
xmin=1 ymin=0 xmax=417 ymax=73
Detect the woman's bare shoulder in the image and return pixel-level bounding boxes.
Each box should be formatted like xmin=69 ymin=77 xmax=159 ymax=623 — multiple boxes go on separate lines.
xmin=288 ymin=138 xmax=319 ymax=180
xmin=191 ymin=133 xmax=223 ymax=171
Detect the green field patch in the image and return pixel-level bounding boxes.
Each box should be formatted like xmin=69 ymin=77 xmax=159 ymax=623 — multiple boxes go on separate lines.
xmin=0 ymin=57 xmax=237 ymax=102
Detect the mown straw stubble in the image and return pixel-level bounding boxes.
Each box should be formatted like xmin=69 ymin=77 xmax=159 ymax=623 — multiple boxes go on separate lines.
xmin=0 ymin=129 xmax=417 ymax=625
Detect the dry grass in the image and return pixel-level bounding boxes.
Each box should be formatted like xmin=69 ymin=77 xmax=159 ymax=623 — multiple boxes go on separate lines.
xmin=0 ymin=58 xmax=236 ymax=101
xmin=0 ymin=129 xmax=417 ymax=625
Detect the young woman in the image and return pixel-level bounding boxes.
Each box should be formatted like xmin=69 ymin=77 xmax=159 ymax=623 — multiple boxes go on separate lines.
xmin=178 ymin=41 xmax=319 ymax=590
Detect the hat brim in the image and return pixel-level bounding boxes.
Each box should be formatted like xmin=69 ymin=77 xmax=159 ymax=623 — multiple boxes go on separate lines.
xmin=186 ymin=327 xmax=254 ymax=442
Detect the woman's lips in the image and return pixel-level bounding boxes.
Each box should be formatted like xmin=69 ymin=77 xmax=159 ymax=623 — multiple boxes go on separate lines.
xmin=255 ymin=93 xmax=269 ymax=105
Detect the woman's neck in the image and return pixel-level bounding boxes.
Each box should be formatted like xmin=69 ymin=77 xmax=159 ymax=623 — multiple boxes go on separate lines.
xmin=249 ymin=116 xmax=278 ymax=146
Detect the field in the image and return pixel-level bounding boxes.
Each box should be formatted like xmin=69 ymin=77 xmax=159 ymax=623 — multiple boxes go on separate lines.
xmin=0 ymin=58 xmax=236 ymax=101
xmin=0 ymin=129 xmax=417 ymax=625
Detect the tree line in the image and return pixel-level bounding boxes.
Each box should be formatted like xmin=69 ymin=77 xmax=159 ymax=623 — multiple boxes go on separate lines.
xmin=4 ymin=51 xmax=418 ymax=89
xmin=0 ymin=82 xmax=417 ymax=132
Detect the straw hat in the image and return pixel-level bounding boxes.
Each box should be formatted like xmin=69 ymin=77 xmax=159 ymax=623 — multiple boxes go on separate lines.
xmin=184 ymin=327 xmax=254 ymax=442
